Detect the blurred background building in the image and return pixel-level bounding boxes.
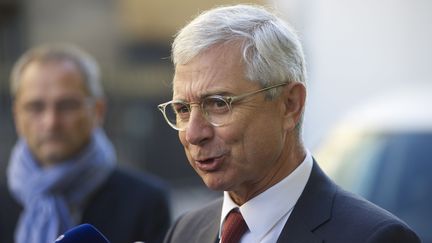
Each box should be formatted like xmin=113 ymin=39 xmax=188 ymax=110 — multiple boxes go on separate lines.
xmin=0 ymin=0 xmax=267 ymax=219
xmin=1 ymin=0 xmax=431 ymax=235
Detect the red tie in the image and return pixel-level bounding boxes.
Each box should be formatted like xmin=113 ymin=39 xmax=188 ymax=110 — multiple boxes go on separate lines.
xmin=221 ymin=209 xmax=248 ymax=243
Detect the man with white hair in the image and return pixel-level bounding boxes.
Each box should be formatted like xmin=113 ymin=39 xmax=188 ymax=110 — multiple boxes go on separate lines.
xmin=159 ymin=4 xmax=420 ymax=243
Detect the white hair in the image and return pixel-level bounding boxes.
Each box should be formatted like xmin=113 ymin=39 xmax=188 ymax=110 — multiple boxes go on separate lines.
xmin=172 ymin=4 xmax=307 ymax=97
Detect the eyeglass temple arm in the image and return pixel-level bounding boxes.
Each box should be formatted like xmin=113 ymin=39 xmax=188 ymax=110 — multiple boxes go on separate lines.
xmin=230 ymin=82 xmax=288 ymax=103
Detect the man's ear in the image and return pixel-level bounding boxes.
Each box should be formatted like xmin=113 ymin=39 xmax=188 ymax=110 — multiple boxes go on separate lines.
xmin=93 ymin=98 xmax=107 ymax=127
xmin=281 ymin=82 xmax=306 ymax=131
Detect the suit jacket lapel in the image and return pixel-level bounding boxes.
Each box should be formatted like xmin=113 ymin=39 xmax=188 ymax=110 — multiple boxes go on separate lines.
xmin=195 ymin=216 xmax=219 ymax=243
xmin=277 ymin=160 xmax=336 ymax=243
xmin=195 ymin=199 xmax=222 ymax=243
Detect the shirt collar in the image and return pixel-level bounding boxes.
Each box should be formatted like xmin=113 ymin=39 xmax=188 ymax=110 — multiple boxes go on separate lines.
xmin=219 ymin=149 xmax=313 ymax=240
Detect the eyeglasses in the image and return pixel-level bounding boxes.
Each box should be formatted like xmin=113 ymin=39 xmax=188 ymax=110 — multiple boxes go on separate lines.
xmin=158 ymin=82 xmax=287 ymax=131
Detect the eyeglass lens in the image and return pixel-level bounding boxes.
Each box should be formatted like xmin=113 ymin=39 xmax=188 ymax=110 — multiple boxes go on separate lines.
xmin=164 ymin=96 xmax=232 ymax=129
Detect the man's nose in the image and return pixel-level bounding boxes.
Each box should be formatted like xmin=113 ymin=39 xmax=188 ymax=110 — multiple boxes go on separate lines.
xmin=40 ymin=108 xmax=62 ymax=128
xmin=184 ymin=107 xmax=213 ymax=145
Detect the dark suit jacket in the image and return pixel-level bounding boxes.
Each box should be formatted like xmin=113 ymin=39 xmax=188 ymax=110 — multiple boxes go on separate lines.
xmin=163 ymin=161 xmax=420 ymax=243
xmin=0 ymin=168 xmax=171 ymax=243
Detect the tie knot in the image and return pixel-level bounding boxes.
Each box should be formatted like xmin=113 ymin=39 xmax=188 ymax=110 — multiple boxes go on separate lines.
xmin=221 ymin=209 xmax=248 ymax=243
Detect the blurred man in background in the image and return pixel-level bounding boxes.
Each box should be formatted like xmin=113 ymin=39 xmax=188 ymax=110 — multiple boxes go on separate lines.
xmin=0 ymin=44 xmax=170 ymax=243
xmin=159 ymin=4 xmax=420 ymax=243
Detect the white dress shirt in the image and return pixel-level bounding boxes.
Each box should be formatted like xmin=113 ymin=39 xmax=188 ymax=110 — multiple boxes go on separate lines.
xmin=219 ymin=150 xmax=313 ymax=243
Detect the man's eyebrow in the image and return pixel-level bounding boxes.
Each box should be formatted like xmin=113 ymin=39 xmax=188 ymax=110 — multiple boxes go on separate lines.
xmin=174 ymin=90 xmax=233 ymax=102
xmin=201 ymin=90 xmax=234 ymax=98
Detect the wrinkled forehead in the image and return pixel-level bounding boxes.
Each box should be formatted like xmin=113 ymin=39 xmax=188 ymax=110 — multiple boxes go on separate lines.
xmin=172 ymin=44 xmax=247 ymax=100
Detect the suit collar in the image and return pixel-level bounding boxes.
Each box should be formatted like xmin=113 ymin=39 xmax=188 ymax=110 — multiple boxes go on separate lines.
xmin=197 ymin=219 xmax=219 ymax=243
xmin=195 ymin=199 xmax=222 ymax=243
xmin=277 ymin=160 xmax=337 ymax=243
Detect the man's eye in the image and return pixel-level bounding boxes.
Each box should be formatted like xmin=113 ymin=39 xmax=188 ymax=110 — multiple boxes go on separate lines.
xmin=57 ymin=100 xmax=81 ymax=111
xmin=24 ymin=102 xmax=44 ymax=113
xmin=215 ymin=99 xmax=228 ymax=108
xmin=173 ymin=103 xmax=189 ymax=114
xmin=204 ymin=97 xmax=229 ymax=112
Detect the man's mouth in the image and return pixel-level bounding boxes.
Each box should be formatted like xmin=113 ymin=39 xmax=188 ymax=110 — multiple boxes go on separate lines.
xmin=195 ymin=155 xmax=225 ymax=172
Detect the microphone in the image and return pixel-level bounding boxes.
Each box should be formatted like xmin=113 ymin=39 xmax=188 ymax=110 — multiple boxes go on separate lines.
xmin=55 ymin=224 xmax=110 ymax=243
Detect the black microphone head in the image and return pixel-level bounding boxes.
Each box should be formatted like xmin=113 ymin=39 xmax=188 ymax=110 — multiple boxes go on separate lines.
xmin=55 ymin=224 xmax=110 ymax=243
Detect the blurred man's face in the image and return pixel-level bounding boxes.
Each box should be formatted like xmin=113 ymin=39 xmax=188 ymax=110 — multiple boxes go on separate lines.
xmin=173 ymin=44 xmax=293 ymax=203
xmin=13 ymin=60 xmax=103 ymax=167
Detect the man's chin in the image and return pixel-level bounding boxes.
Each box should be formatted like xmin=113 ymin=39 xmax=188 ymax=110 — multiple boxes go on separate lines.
xmin=201 ymin=174 xmax=230 ymax=192
xmin=37 ymin=147 xmax=70 ymax=166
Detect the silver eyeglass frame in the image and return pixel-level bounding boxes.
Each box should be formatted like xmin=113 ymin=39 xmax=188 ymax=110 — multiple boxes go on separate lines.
xmin=158 ymin=82 xmax=288 ymax=131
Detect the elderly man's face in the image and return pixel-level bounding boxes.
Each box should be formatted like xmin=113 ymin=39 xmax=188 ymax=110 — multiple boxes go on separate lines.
xmin=173 ymin=44 xmax=297 ymax=202
xmin=13 ymin=60 xmax=104 ymax=167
